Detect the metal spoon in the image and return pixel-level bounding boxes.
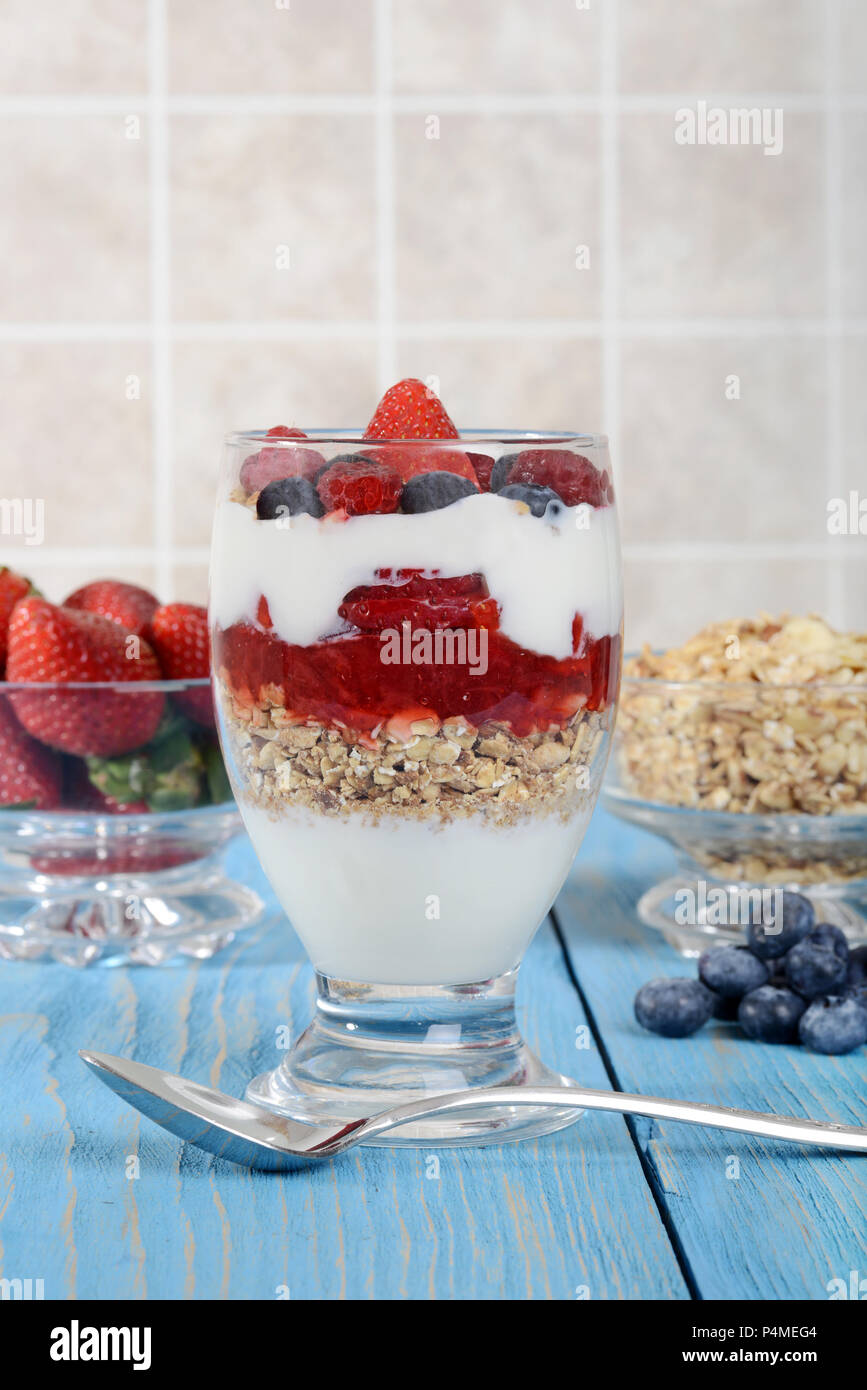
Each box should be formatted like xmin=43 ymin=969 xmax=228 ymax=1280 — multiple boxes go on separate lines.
xmin=79 ymin=1049 xmax=867 ymax=1171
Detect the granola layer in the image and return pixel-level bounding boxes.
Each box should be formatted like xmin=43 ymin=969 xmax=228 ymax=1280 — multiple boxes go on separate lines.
xmin=220 ymin=682 xmax=611 ymax=828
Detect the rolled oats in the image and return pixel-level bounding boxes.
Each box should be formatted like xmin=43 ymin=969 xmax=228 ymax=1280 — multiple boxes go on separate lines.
xmin=220 ymin=672 xmax=612 ymax=829
xmin=616 ymin=613 xmax=867 ymax=881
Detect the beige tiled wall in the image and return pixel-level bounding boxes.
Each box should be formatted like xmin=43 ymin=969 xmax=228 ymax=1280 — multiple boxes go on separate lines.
xmin=0 ymin=0 xmax=863 ymax=644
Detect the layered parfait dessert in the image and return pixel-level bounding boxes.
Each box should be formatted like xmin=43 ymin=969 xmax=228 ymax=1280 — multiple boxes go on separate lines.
xmin=211 ymin=380 xmax=622 ymax=990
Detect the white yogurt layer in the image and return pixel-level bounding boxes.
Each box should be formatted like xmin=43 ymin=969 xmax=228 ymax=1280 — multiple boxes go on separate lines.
xmin=210 ymin=492 xmax=622 ymax=661
xmin=241 ymin=800 xmax=593 ymax=985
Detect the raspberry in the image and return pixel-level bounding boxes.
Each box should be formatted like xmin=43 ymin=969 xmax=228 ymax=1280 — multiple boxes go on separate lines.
xmin=317 ymin=457 xmax=402 ymax=516
xmin=240 ymin=428 xmax=323 ymax=494
xmin=466 ymin=452 xmax=495 ymax=490
xmin=508 ymin=450 xmax=612 ymax=508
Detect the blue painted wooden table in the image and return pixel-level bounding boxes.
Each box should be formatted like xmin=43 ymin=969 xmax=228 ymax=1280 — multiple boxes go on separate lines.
xmin=1 ymin=809 xmax=864 ymax=1301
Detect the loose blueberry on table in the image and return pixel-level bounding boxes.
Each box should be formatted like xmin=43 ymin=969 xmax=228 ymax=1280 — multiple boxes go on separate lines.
xmin=635 ymin=892 xmax=867 ymax=1055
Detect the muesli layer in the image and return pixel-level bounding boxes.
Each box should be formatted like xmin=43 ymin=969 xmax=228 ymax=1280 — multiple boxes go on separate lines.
xmin=219 ymin=681 xmax=611 ymax=828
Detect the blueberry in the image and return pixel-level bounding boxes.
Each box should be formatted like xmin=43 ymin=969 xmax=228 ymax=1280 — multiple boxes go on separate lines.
xmin=711 ymin=993 xmax=741 ymax=1022
xmin=784 ymin=931 xmax=849 ymax=999
xmin=256 ymin=476 xmax=324 ymax=520
xmin=746 ymin=890 xmax=814 ymax=960
xmin=798 ymin=996 xmax=867 ymax=1055
xmin=490 ymin=453 xmax=519 ymax=492
xmin=846 ymin=943 xmax=867 ymax=993
xmin=698 ymin=945 xmax=769 ymax=999
xmin=634 ymin=978 xmax=715 ymax=1038
xmin=737 ymin=985 xmax=806 ymax=1044
xmin=845 ymin=945 xmax=867 ymax=1013
xmin=499 ymin=482 xmax=563 ymax=517
xmin=809 ymin=922 xmax=849 ymax=961
xmin=401 ymin=471 xmax=478 ymax=513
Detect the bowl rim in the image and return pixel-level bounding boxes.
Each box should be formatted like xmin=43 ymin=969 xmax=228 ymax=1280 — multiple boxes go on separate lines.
xmin=0 ymin=677 xmax=211 ymax=693
xmin=226 ymin=428 xmax=608 ymax=449
xmin=620 ymin=651 xmax=865 ymax=696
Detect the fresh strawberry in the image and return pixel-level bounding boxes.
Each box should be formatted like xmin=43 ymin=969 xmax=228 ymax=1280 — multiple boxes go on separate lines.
xmin=317 ymin=457 xmax=402 ymax=517
xmin=149 ymin=603 xmax=215 ymax=726
xmin=240 ymin=427 xmax=323 ymax=495
xmin=363 ymin=378 xmax=478 ymax=484
xmin=86 ymin=717 xmax=205 ymax=811
xmin=365 ymin=378 xmax=460 ymax=441
xmin=507 ymin=450 xmax=613 ymax=508
xmin=6 ymin=598 xmax=165 ymax=757
xmin=0 ymin=698 xmax=63 ymax=808
xmin=64 ymin=579 xmax=159 ymax=639
xmin=0 ymin=566 xmax=36 ymax=670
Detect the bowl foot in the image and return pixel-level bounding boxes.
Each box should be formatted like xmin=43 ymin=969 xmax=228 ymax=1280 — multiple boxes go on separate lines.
xmin=0 ymin=862 xmax=263 ymax=966
xmin=638 ymin=874 xmax=867 ymax=957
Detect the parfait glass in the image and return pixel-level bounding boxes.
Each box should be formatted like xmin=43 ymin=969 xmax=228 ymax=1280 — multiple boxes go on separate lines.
xmin=210 ymin=430 xmax=622 ymax=1144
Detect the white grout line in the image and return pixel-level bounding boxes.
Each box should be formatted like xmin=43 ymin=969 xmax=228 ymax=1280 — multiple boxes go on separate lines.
xmin=600 ymin=0 xmax=620 ymax=482
xmin=824 ymin=1 xmax=846 ymax=628
xmin=3 ymin=318 xmax=865 ymax=343
xmin=375 ymin=0 xmax=397 ymax=389
xmin=148 ymin=0 xmax=173 ymax=599
xmin=3 ymin=93 xmax=867 ymax=117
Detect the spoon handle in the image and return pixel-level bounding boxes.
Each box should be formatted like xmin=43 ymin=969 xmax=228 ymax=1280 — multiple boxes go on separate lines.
xmin=361 ymin=1085 xmax=867 ymax=1152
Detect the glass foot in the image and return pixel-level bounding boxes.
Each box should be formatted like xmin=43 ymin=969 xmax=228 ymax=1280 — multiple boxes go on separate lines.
xmin=246 ymin=971 xmax=583 ymax=1147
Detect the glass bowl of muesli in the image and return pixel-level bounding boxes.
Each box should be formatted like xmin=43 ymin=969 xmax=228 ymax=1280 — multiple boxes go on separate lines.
xmin=603 ymin=615 xmax=867 ymax=954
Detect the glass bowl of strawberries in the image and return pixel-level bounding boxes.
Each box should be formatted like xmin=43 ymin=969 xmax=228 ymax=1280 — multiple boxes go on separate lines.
xmin=0 ymin=574 xmax=262 ymax=966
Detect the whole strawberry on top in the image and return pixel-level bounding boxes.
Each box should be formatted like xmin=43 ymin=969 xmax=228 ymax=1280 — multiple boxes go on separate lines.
xmin=0 ymin=566 xmax=36 ymax=672
xmin=363 ymin=378 xmax=479 ymax=485
xmin=149 ymin=603 xmax=215 ymax=727
xmin=65 ymin=579 xmax=159 ymax=640
xmin=6 ymin=597 xmax=165 ymax=757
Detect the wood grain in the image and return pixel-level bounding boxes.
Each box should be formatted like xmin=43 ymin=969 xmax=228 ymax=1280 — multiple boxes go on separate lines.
xmin=0 ymin=838 xmax=686 ymax=1301
xmin=556 ymin=809 xmax=867 ymax=1301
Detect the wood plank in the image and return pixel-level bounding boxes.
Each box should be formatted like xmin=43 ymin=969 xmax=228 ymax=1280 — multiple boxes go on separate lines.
xmin=0 ymin=839 xmax=686 ymax=1301
xmin=556 ymin=808 xmax=867 ymax=1301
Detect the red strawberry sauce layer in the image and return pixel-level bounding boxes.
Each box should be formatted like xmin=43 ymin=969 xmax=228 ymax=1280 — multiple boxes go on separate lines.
xmin=215 ymin=572 xmax=620 ymax=739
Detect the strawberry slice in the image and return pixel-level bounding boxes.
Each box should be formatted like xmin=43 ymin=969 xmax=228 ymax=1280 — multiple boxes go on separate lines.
xmin=65 ymin=579 xmax=159 ymax=640
xmin=6 ymin=598 xmax=165 ymax=757
xmin=149 ymin=603 xmax=215 ymax=727
xmin=339 ymin=571 xmax=499 ymax=633
xmin=363 ymin=378 xmax=478 ymax=484
xmin=0 ymin=697 xmax=63 ymax=808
